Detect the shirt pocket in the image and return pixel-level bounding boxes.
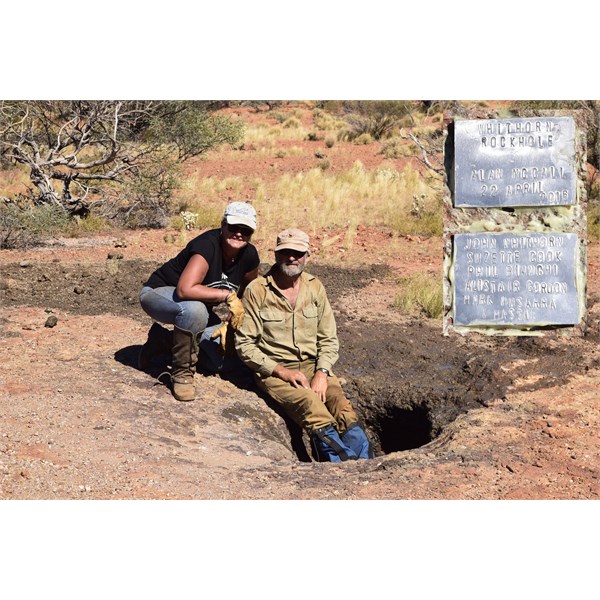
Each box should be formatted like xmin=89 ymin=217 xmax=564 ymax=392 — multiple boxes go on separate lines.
xmin=301 ymin=304 xmax=319 ymax=340
xmin=259 ymin=309 xmax=286 ymax=341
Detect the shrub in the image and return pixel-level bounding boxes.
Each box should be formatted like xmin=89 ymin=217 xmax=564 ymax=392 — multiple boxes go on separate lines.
xmin=394 ymin=273 xmax=443 ymax=319
xmin=313 ymin=109 xmax=347 ymax=131
xmin=0 ymin=202 xmax=70 ymax=249
xmin=270 ymin=112 xmax=287 ymax=123
xmin=282 ymin=117 xmax=301 ymax=129
xmin=342 ymin=100 xmax=413 ymax=140
xmin=68 ymin=213 xmax=109 ymax=235
xmin=380 ymin=137 xmax=417 ymax=158
xmin=353 ymin=133 xmax=374 ymax=145
xmin=325 ymin=136 xmax=335 ymax=148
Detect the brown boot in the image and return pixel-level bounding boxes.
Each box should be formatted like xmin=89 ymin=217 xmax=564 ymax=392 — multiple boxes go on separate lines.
xmin=139 ymin=322 xmax=173 ymax=370
xmin=170 ymin=326 xmax=199 ymax=402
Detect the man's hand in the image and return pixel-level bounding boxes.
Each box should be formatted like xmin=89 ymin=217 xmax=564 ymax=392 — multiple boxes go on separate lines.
xmin=226 ymin=292 xmax=245 ymax=330
xmin=273 ymin=365 xmax=310 ymax=389
xmin=310 ymin=370 xmax=328 ymax=403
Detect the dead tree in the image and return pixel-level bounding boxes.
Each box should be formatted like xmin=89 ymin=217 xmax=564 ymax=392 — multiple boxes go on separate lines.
xmin=0 ymin=101 xmax=243 ymax=217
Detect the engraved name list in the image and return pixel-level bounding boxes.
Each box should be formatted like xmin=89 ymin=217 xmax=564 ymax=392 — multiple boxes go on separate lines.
xmin=453 ymin=233 xmax=579 ymax=326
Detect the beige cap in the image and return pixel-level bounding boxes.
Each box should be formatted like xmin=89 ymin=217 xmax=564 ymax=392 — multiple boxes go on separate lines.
xmin=274 ymin=228 xmax=310 ymax=254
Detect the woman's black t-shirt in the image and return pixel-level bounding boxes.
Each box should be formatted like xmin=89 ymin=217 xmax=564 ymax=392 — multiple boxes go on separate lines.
xmin=144 ymin=229 xmax=260 ymax=294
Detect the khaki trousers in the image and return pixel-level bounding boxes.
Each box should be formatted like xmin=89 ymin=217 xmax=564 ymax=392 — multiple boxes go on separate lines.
xmin=256 ymin=359 xmax=358 ymax=434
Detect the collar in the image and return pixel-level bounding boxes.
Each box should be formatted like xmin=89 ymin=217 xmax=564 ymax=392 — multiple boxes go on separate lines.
xmin=262 ymin=269 xmax=315 ymax=293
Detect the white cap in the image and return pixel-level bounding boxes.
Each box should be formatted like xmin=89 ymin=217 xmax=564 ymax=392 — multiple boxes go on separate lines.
xmin=224 ymin=202 xmax=257 ymax=230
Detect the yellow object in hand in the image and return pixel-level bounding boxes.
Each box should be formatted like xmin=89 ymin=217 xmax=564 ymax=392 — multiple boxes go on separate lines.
xmin=226 ymin=292 xmax=245 ymax=330
xmin=210 ymin=321 xmax=230 ymax=353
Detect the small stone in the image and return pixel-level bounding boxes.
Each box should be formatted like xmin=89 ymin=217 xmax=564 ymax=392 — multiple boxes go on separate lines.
xmin=44 ymin=315 xmax=58 ymax=328
xmin=19 ymin=260 xmax=31 ymax=268
xmin=20 ymin=469 xmax=30 ymax=478
xmin=74 ymin=286 xmax=84 ymax=295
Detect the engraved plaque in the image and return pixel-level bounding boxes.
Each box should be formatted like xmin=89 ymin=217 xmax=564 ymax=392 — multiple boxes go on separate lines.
xmin=453 ymin=233 xmax=579 ymax=326
xmin=454 ymin=117 xmax=576 ymax=207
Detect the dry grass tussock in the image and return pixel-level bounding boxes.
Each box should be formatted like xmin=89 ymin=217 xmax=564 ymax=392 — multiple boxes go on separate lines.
xmin=394 ymin=272 xmax=444 ymax=319
xmin=244 ymin=123 xmax=311 ymax=145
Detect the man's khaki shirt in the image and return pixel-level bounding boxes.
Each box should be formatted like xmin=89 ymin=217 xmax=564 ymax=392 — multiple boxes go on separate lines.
xmin=235 ymin=270 xmax=339 ymax=377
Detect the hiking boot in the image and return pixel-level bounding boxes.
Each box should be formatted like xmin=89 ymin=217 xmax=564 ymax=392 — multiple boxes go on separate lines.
xmin=139 ymin=322 xmax=173 ymax=370
xmin=170 ymin=326 xmax=199 ymax=402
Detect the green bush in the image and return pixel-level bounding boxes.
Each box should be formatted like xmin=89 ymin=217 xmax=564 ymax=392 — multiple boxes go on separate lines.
xmin=0 ymin=202 xmax=70 ymax=249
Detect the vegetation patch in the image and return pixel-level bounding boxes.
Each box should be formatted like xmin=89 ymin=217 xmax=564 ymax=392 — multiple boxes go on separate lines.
xmin=0 ymin=202 xmax=70 ymax=249
xmin=394 ymin=272 xmax=444 ymax=319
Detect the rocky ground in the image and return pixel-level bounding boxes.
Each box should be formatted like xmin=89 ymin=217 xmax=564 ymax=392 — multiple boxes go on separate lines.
xmin=1 ymin=227 xmax=598 ymax=501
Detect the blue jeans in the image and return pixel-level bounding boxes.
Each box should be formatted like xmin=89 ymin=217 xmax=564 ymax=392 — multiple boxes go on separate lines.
xmin=139 ymin=286 xmax=241 ymax=373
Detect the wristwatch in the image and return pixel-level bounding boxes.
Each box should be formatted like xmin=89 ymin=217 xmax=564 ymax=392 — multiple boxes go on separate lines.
xmin=317 ymin=367 xmax=330 ymax=376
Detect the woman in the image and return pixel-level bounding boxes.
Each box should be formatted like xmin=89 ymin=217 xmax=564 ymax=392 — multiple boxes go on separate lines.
xmin=139 ymin=201 xmax=260 ymax=401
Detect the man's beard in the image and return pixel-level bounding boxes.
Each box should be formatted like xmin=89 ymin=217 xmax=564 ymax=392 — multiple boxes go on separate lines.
xmin=279 ymin=262 xmax=305 ymax=277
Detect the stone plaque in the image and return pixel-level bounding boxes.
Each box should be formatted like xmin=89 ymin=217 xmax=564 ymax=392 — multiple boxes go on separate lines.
xmin=454 ymin=117 xmax=576 ymax=207
xmin=453 ymin=233 xmax=580 ymax=326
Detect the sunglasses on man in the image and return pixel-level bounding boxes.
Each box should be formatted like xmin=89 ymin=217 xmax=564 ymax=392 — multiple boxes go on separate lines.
xmin=277 ymin=248 xmax=307 ymax=258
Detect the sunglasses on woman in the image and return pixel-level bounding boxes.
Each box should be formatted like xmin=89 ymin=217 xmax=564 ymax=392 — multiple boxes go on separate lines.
xmin=227 ymin=224 xmax=254 ymax=236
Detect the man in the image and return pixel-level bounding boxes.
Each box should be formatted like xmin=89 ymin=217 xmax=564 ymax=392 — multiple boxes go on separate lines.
xmin=235 ymin=228 xmax=372 ymax=462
